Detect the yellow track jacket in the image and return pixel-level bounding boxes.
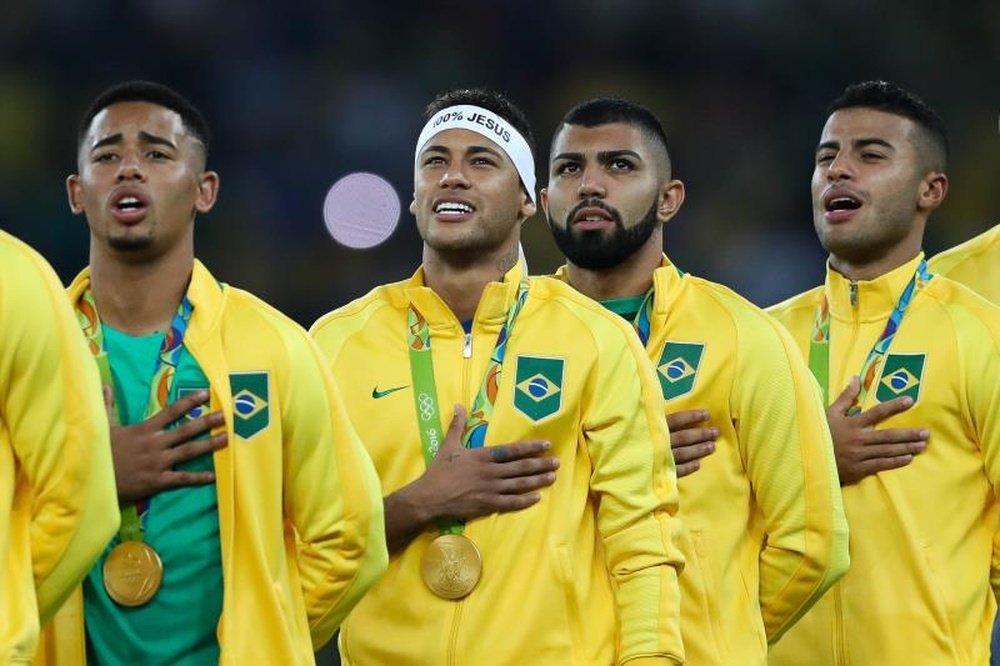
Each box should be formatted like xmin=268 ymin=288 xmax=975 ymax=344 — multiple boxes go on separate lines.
xmin=0 ymin=231 xmax=118 ymax=664
xmin=557 ymin=255 xmax=849 ymax=665
xmin=35 ymin=260 xmax=387 ymax=666
xmin=767 ymin=253 xmax=1000 ymax=665
xmin=311 ymin=262 xmax=685 ymax=666
xmin=930 ymin=224 xmax=1000 ymax=305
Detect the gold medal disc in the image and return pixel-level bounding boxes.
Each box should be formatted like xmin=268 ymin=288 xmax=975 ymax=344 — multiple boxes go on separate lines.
xmin=103 ymin=541 xmax=163 ymax=607
xmin=420 ymin=534 xmax=482 ymax=600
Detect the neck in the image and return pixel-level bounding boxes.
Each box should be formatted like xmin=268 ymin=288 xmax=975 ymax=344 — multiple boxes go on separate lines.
xmin=829 ymin=240 xmax=922 ymax=282
xmin=422 ymin=240 xmax=519 ymax=321
xmin=88 ymin=238 xmax=194 ymax=336
xmin=566 ymin=234 xmax=662 ymax=302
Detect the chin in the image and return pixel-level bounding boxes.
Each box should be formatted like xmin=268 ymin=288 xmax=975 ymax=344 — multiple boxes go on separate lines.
xmin=107 ymin=234 xmax=156 ymax=252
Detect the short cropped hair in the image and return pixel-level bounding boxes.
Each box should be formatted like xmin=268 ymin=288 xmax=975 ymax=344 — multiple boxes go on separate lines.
xmin=828 ymin=80 xmax=948 ymax=171
xmin=77 ymin=80 xmax=210 ymax=159
xmin=553 ymin=97 xmax=671 ymax=174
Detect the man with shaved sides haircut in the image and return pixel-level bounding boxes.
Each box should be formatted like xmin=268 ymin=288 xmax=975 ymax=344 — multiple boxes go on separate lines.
xmin=767 ymin=80 xmax=1000 ymax=664
xmin=36 ymin=80 xmax=386 ymax=666
xmin=541 ymin=97 xmax=848 ymax=665
xmin=312 ymin=88 xmax=684 ymax=665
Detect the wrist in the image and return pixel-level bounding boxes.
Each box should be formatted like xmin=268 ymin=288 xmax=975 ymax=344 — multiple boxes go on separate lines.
xmin=394 ymin=478 xmax=438 ymax=528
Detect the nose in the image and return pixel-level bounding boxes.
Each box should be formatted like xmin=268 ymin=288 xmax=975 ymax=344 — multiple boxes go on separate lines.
xmin=578 ymin=165 xmax=606 ymax=198
xmin=116 ymin=151 xmax=145 ymax=182
xmin=438 ymin=161 xmax=470 ymax=189
xmin=825 ymin=153 xmax=852 ymax=182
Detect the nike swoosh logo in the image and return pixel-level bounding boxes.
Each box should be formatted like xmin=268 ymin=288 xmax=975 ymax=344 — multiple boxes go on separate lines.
xmin=372 ymin=384 xmax=409 ymax=399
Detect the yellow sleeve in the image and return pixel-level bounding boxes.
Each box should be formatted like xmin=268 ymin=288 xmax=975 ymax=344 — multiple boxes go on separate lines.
xmin=583 ymin=319 xmax=685 ymax=665
xmin=279 ymin=328 xmax=387 ymax=647
xmin=0 ymin=237 xmax=118 ymax=622
xmin=733 ymin=317 xmax=849 ymax=642
xmin=961 ymin=304 xmax=1000 ymax=601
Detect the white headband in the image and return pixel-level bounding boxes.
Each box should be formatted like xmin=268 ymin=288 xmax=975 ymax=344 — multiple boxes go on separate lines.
xmin=414 ymin=104 xmax=536 ymax=204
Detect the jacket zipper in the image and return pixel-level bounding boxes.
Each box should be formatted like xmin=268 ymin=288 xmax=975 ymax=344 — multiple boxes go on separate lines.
xmin=839 ymin=280 xmax=861 ymax=391
xmin=447 ymin=601 xmax=465 ymax=666
xmin=832 ymin=282 xmax=857 ymax=665
xmin=447 ymin=327 xmax=473 ymax=664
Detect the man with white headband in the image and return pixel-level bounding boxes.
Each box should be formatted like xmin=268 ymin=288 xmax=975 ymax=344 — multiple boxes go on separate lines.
xmin=312 ymin=88 xmax=685 ymax=665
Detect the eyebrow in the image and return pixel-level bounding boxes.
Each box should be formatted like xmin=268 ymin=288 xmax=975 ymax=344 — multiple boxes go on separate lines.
xmin=552 ymin=149 xmax=643 ymax=163
xmin=90 ymin=131 xmax=177 ymax=152
xmin=422 ymin=143 xmax=505 ymax=159
xmin=816 ymin=138 xmax=895 ymax=154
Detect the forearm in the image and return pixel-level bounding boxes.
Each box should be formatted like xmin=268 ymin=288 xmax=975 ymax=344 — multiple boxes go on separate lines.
xmin=606 ymin=519 xmax=685 ymax=663
xmin=384 ymin=481 xmax=436 ymax=555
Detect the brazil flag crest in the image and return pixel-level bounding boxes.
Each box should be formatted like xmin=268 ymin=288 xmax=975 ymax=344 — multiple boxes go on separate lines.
xmin=655 ymin=342 xmax=705 ymax=401
xmin=875 ymin=353 xmax=926 ymax=404
xmin=513 ymin=356 xmax=564 ymax=422
xmin=230 ymin=371 xmax=270 ymax=439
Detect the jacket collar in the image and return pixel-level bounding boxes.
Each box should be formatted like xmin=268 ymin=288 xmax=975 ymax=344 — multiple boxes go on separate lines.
xmin=554 ymin=253 xmax=684 ymax=315
xmin=824 ymin=252 xmax=926 ymax=322
xmin=67 ymin=259 xmax=225 ymax=341
xmin=401 ymin=261 xmax=527 ymax=332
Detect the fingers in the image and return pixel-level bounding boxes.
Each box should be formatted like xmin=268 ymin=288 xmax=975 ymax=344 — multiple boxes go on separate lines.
xmin=161 ymin=470 xmax=217 ymax=490
xmin=162 ymin=411 xmax=226 ymax=447
xmin=167 ymin=433 xmax=228 ymax=466
xmin=857 ymin=440 xmax=927 ymax=461
xmin=495 ymin=471 xmax=557 ymax=495
xmin=666 ymin=409 xmax=709 ymax=432
xmin=487 ymin=440 xmax=551 ymax=464
xmin=671 ymin=426 xmax=719 ymax=449
xmin=672 ymin=441 xmax=716 ymax=466
xmin=493 ymin=455 xmax=560 ymax=478
xmin=440 ymin=405 xmax=468 ymax=450
xmin=863 ymin=427 xmax=930 ymax=446
xmin=845 ymin=455 xmax=916 ymax=485
xmin=149 ymin=390 xmax=211 ymax=430
xmin=487 ymin=492 xmax=543 ymax=513
xmin=859 ymin=396 xmax=916 ymax=427
xmin=829 ymin=376 xmax=861 ymax=416
xmin=676 ymin=461 xmax=702 ymax=478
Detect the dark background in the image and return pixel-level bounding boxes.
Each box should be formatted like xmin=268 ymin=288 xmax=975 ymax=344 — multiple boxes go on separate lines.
xmin=3 ymin=2 xmax=998 ymax=663
xmin=3 ymin=1 xmax=998 ymax=329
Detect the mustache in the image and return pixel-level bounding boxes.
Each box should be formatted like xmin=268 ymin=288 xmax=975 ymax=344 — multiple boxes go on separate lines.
xmin=566 ymin=198 xmax=622 ymax=227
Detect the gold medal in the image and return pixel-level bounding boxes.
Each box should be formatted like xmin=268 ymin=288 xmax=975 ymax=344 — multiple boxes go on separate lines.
xmin=103 ymin=541 xmax=163 ymax=607
xmin=420 ymin=534 xmax=482 ymax=600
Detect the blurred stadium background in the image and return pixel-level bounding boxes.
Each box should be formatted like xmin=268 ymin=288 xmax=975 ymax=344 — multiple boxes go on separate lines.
xmin=3 ymin=1 xmax=998 ymax=329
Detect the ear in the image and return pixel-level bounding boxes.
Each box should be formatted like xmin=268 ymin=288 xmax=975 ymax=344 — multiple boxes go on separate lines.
xmin=194 ymin=171 xmax=220 ymax=214
xmin=917 ymin=172 xmax=948 ymax=213
xmin=409 ymin=195 xmax=417 ymax=216
xmin=539 ymin=187 xmax=549 ymax=218
xmin=66 ymin=174 xmax=85 ymax=215
xmin=518 ymin=189 xmax=537 ymax=221
xmin=657 ymin=179 xmax=686 ymax=224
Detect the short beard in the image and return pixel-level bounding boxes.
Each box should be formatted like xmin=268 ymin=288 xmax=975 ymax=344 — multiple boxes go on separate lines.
xmin=106 ymin=222 xmax=156 ymax=253
xmin=108 ymin=235 xmax=155 ymax=252
xmin=547 ymin=198 xmax=659 ymax=270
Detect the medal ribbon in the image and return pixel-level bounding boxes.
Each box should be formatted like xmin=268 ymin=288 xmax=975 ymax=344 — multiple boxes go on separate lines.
xmin=631 ymin=288 xmax=655 ymax=347
xmin=75 ymin=288 xmax=194 ymax=541
xmin=407 ymin=277 xmax=530 ymax=536
xmin=808 ymin=260 xmax=933 ymax=414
